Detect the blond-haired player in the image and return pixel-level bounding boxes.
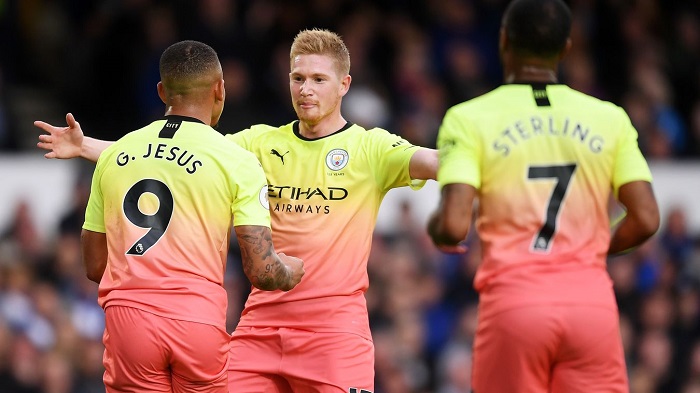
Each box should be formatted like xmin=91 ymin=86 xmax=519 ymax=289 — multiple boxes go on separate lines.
xmin=55 ymin=40 xmax=304 ymax=393
xmin=36 ymin=29 xmax=437 ymax=392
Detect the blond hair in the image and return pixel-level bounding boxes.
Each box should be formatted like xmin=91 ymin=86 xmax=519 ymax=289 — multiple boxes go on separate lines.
xmin=290 ymin=29 xmax=350 ymax=76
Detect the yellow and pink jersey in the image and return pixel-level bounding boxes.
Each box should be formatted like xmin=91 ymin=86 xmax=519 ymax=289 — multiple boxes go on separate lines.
xmin=438 ymin=83 xmax=652 ymax=298
xmin=84 ymin=116 xmax=270 ymax=329
xmin=226 ymin=122 xmax=423 ymax=339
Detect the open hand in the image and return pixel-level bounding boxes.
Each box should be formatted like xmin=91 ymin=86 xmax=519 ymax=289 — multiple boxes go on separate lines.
xmin=35 ymin=113 xmax=84 ymax=159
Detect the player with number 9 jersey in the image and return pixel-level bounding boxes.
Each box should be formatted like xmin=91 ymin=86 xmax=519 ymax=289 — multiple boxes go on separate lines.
xmin=83 ymin=116 xmax=271 ymax=327
xmin=45 ymin=39 xmax=304 ymax=393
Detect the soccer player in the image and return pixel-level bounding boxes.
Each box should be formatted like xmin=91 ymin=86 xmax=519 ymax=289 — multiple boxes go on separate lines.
xmin=36 ymin=29 xmax=437 ymax=392
xmin=67 ymin=40 xmax=304 ymax=392
xmin=427 ymin=0 xmax=660 ymax=392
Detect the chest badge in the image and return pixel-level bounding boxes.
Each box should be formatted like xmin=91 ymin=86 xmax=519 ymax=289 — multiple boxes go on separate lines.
xmin=325 ymin=149 xmax=349 ymax=171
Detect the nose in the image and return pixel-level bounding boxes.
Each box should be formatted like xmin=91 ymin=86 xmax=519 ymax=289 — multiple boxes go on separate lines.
xmin=300 ymin=80 xmax=311 ymax=96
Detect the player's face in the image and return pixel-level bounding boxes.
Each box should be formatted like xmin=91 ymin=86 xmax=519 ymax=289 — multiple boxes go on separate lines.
xmin=289 ymin=54 xmax=349 ymax=126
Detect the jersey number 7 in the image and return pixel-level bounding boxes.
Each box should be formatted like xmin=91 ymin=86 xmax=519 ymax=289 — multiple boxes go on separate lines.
xmin=527 ymin=164 xmax=577 ymax=253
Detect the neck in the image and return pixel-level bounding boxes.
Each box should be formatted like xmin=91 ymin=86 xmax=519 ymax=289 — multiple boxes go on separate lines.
xmin=164 ymin=105 xmax=212 ymax=126
xmin=505 ymin=64 xmax=558 ymax=84
xmin=298 ymin=115 xmax=348 ymax=139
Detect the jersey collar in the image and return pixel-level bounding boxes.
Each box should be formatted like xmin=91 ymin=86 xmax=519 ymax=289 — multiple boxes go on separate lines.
xmin=292 ymin=120 xmax=354 ymax=141
xmin=506 ymin=81 xmax=563 ymax=86
xmin=162 ymin=115 xmax=205 ymax=125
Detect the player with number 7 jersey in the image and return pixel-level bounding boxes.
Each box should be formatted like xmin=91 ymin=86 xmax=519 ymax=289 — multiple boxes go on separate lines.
xmin=435 ymin=82 xmax=654 ymax=317
xmin=428 ymin=2 xmax=658 ymax=391
xmin=431 ymin=82 xmax=657 ymax=391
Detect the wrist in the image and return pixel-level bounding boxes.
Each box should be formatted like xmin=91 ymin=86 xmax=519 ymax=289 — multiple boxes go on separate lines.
xmin=79 ymin=137 xmax=89 ymax=159
xmin=281 ymin=264 xmax=293 ymax=291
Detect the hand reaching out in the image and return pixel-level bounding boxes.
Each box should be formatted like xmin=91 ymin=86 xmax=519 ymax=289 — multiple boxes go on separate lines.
xmin=35 ymin=113 xmax=84 ymax=159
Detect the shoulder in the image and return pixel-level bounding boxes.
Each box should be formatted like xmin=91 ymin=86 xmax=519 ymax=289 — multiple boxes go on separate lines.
xmin=225 ymin=122 xmax=294 ymax=146
xmin=249 ymin=123 xmax=287 ymax=134
xmin=207 ymin=135 xmax=263 ymax=173
xmin=445 ymin=87 xmax=505 ymax=117
xmin=210 ymin=131 xmax=255 ymax=155
xmin=554 ymin=86 xmax=629 ymax=116
xmin=357 ymin=126 xmax=407 ymax=145
xmin=355 ymin=126 xmax=422 ymax=158
xmin=233 ymin=122 xmax=293 ymax=136
xmin=103 ymin=128 xmax=142 ymax=154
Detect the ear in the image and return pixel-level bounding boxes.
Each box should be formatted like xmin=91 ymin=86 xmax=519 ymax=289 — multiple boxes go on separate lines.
xmin=559 ymin=38 xmax=573 ymax=61
xmin=214 ymin=78 xmax=225 ymax=102
xmin=157 ymin=82 xmax=167 ymax=104
xmin=339 ymin=74 xmax=351 ymax=98
xmin=498 ymin=27 xmax=508 ymax=54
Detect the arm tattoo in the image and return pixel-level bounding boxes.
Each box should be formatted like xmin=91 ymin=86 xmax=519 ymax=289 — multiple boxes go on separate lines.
xmin=236 ymin=226 xmax=291 ymax=290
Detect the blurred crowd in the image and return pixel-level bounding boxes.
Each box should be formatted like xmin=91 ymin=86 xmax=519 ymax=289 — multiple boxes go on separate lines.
xmin=1 ymin=0 xmax=700 ymax=392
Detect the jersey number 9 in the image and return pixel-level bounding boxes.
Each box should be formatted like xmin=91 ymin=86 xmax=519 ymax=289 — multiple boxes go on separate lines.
xmin=123 ymin=179 xmax=174 ymax=255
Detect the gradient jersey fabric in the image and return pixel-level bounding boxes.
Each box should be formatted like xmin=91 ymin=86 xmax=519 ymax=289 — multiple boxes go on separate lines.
xmin=226 ymin=121 xmax=422 ymax=339
xmin=84 ymin=115 xmax=270 ymax=329
xmin=437 ymin=83 xmax=652 ymax=301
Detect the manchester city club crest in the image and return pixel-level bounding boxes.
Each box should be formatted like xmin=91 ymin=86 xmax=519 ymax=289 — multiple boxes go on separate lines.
xmin=258 ymin=185 xmax=269 ymax=209
xmin=325 ymin=149 xmax=349 ymax=171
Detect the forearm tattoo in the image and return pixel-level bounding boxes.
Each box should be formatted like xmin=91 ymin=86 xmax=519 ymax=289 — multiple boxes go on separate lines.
xmin=237 ymin=226 xmax=291 ymax=290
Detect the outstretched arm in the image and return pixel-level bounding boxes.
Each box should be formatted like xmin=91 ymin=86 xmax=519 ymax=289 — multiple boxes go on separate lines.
xmin=427 ymin=183 xmax=476 ymax=253
xmin=35 ymin=113 xmax=113 ymax=163
xmin=409 ymin=148 xmax=438 ymax=180
xmin=234 ymin=225 xmax=304 ymax=291
xmin=608 ymin=181 xmax=660 ymax=255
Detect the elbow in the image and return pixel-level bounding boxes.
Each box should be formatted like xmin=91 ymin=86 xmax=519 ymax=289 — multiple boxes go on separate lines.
xmin=85 ymin=269 xmax=102 ymax=284
xmin=429 ymin=216 xmax=469 ymax=246
xmin=639 ymin=207 xmax=661 ymax=240
xmin=82 ymin=258 xmax=105 ymax=284
xmin=629 ymin=205 xmax=661 ymax=243
xmin=436 ymin=230 xmax=468 ymax=246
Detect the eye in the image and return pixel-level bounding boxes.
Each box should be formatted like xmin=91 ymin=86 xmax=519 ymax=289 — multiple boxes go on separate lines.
xmin=315 ymin=77 xmax=325 ymax=83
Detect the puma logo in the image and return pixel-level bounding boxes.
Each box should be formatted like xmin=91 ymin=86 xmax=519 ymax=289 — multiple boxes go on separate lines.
xmin=270 ymin=149 xmax=289 ymax=164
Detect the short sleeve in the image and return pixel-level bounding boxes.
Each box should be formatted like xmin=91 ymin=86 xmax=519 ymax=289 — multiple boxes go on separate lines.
xmin=612 ymin=112 xmax=652 ymax=195
xmin=366 ymin=128 xmax=419 ymax=192
xmin=225 ymin=128 xmax=251 ymax=149
xmin=230 ymin=152 xmax=271 ymax=228
xmin=437 ymin=107 xmax=482 ymax=189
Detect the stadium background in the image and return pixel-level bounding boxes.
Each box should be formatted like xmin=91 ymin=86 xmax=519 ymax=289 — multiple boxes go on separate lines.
xmin=0 ymin=0 xmax=699 ymax=392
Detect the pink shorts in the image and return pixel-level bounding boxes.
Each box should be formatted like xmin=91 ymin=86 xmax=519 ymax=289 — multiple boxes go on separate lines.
xmin=472 ymin=304 xmax=628 ymax=393
xmin=103 ymin=305 xmax=229 ymax=393
xmin=228 ymin=326 xmax=374 ymax=393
